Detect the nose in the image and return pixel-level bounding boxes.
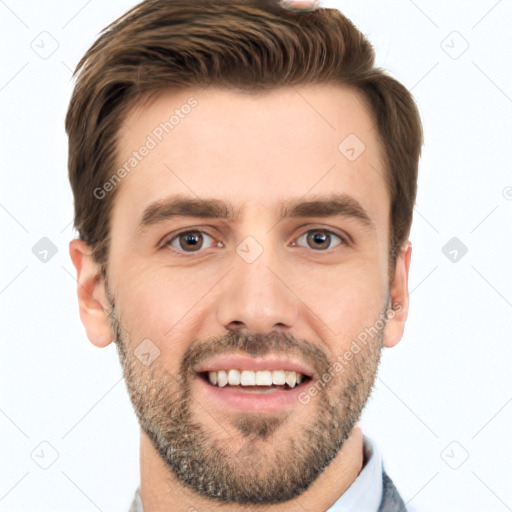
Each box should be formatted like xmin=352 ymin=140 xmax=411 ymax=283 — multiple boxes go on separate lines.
xmin=216 ymin=242 xmax=298 ymax=335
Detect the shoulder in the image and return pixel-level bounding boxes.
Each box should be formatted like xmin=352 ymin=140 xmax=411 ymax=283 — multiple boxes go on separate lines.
xmin=378 ymin=470 xmax=408 ymax=512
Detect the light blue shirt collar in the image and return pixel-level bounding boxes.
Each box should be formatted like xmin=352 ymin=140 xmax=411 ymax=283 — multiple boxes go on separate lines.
xmin=326 ymin=433 xmax=383 ymax=512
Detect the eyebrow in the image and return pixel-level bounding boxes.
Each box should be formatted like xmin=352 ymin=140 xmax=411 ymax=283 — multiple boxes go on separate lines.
xmin=136 ymin=193 xmax=376 ymax=234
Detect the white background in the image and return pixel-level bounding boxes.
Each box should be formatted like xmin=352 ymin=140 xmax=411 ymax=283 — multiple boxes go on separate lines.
xmin=1 ymin=1 xmax=511 ymax=511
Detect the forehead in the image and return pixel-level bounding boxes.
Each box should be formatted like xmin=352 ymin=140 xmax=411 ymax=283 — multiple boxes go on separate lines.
xmin=112 ymin=84 xmax=389 ymax=236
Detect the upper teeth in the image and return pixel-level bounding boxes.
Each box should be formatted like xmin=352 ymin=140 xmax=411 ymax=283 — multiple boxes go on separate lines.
xmin=207 ymin=369 xmax=305 ymax=388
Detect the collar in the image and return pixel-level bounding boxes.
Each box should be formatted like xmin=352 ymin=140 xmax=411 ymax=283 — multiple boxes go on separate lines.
xmin=326 ymin=434 xmax=383 ymax=512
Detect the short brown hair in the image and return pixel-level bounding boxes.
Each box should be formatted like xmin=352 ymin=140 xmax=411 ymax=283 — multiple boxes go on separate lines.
xmin=65 ymin=0 xmax=423 ymax=281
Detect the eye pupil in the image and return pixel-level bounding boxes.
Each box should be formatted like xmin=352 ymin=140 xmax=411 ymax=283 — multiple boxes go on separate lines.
xmin=307 ymin=230 xmax=330 ymax=250
xmin=180 ymin=231 xmax=203 ymax=251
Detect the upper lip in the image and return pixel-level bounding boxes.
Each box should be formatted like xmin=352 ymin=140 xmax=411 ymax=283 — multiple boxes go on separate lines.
xmin=194 ymin=354 xmax=315 ymax=379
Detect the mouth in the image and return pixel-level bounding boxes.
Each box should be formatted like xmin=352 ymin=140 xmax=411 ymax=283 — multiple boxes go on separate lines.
xmin=196 ymin=370 xmax=313 ymax=392
xmin=192 ymin=353 xmax=317 ymax=412
xmin=194 ymin=370 xmax=314 ymax=412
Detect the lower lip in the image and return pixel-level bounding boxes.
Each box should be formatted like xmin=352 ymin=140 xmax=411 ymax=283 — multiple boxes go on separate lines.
xmin=195 ymin=374 xmax=312 ymax=413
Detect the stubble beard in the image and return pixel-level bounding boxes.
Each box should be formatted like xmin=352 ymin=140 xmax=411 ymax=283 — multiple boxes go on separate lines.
xmin=105 ymin=282 xmax=386 ymax=506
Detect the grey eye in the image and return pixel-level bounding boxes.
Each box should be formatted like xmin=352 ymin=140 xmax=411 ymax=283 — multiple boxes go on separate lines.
xmin=295 ymin=230 xmax=343 ymax=251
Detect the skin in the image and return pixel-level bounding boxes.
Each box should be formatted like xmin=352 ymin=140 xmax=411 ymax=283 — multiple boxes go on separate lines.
xmin=69 ymin=84 xmax=412 ymax=512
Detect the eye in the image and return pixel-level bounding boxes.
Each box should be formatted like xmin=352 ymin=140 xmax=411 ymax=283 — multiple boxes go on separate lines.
xmin=164 ymin=229 xmax=223 ymax=253
xmin=162 ymin=227 xmax=347 ymax=255
xmin=293 ymin=229 xmax=347 ymax=251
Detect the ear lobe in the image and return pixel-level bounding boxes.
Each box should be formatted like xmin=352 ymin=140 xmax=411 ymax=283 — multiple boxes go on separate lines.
xmin=69 ymin=238 xmax=114 ymax=348
xmin=382 ymin=240 xmax=412 ymax=348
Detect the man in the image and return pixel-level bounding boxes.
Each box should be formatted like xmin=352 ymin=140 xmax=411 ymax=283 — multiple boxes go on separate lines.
xmin=67 ymin=0 xmax=423 ymax=510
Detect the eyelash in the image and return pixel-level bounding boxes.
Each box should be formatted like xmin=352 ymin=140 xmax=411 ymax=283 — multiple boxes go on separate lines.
xmin=161 ymin=227 xmax=349 ymax=255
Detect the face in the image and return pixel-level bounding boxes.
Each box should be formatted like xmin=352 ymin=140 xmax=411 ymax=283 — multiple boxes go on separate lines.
xmin=71 ymin=84 xmax=411 ymax=506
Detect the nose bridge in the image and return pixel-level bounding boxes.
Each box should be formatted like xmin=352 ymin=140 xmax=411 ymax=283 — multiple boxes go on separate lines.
xmin=216 ymin=233 xmax=298 ymax=334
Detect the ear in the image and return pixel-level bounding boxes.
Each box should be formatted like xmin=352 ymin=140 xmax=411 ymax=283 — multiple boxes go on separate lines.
xmin=382 ymin=240 xmax=412 ymax=348
xmin=69 ymin=238 xmax=114 ymax=348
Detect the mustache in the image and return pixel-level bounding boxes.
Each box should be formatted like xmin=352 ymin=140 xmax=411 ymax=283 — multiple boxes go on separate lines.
xmin=180 ymin=330 xmax=327 ymax=380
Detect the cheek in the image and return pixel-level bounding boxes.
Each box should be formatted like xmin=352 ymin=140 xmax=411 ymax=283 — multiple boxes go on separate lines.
xmin=297 ymin=262 xmax=385 ymax=340
xmin=115 ymin=266 xmax=212 ymax=345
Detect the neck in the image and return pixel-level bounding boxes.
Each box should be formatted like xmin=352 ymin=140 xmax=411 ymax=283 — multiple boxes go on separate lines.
xmin=139 ymin=424 xmax=364 ymax=512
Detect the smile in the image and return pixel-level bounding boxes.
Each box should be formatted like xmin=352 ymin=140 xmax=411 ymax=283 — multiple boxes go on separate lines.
xmin=196 ymin=370 xmax=313 ymax=412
